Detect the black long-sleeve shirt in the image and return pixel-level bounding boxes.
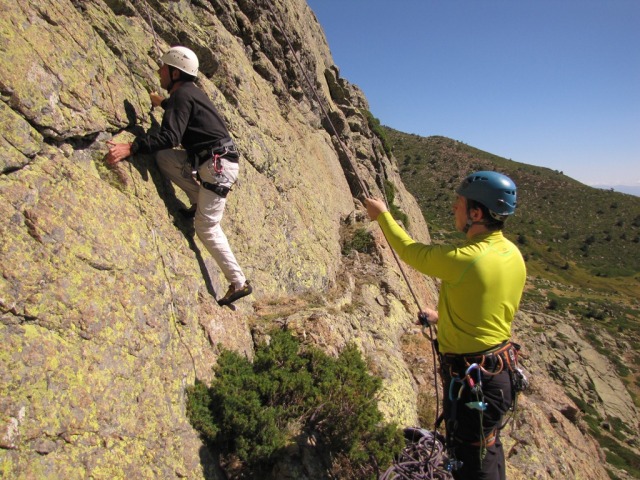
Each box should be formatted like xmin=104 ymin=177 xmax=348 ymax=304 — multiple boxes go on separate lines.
xmin=132 ymin=82 xmax=233 ymax=160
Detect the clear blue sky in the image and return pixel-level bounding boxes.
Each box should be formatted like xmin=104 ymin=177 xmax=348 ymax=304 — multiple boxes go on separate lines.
xmin=306 ymin=0 xmax=640 ymax=188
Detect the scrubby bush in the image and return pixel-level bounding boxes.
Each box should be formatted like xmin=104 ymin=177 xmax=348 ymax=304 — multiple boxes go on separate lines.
xmin=342 ymin=227 xmax=375 ymax=255
xmin=384 ymin=180 xmax=410 ymax=228
xmin=186 ymin=330 xmax=404 ymax=478
xmin=362 ymin=109 xmax=392 ymax=156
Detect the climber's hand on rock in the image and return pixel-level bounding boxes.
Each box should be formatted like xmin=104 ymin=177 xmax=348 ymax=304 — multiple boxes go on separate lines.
xmin=105 ymin=141 xmax=132 ymax=166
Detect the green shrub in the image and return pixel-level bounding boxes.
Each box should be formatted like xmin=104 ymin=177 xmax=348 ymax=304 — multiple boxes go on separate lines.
xmin=342 ymin=228 xmax=375 ymax=255
xmin=384 ymin=180 xmax=410 ymax=228
xmin=362 ymin=109 xmax=392 ymax=156
xmin=389 ymin=204 xmax=409 ymax=227
xmin=384 ymin=179 xmax=397 ymax=204
xmin=186 ymin=330 xmax=404 ymax=477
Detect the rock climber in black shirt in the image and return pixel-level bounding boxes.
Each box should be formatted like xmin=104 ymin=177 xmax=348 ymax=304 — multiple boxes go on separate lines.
xmin=106 ymin=46 xmax=252 ymax=306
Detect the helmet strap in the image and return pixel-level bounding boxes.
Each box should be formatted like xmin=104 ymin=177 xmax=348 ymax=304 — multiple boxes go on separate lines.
xmin=463 ymin=219 xmax=486 ymax=234
xmin=464 ymin=203 xmax=486 ymax=234
xmin=167 ymin=66 xmax=182 ymax=92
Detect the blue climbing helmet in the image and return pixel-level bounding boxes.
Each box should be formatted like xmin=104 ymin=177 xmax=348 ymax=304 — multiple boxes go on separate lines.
xmin=456 ymin=171 xmax=517 ymax=220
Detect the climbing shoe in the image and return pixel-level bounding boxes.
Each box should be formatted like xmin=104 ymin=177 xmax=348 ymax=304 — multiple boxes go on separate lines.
xmin=179 ymin=204 xmax=197 ymax=219
xmin=218 ymin=281 xmax=253 ymax=306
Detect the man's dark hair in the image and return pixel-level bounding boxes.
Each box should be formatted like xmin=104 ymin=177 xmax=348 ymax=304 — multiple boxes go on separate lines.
xmin=467 ymin=199 xmax=505 ymax=231
xmin=168 ymin=66 xmax=196 ymax=83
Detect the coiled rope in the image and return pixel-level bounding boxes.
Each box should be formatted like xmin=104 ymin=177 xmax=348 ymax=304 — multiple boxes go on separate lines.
xmin=380 ymin=429 xmax=452 ymax=480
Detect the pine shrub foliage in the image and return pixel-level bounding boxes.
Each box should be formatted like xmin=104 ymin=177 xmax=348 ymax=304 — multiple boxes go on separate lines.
xmin=186 ymin=330 xmax=404 ymax=477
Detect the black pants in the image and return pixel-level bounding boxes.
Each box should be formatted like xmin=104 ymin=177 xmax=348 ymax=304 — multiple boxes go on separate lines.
xmin=441 ymin=365 xmax=513 ymax=480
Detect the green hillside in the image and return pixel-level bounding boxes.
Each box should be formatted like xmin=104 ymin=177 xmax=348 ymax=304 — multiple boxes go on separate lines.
xmin=384 ymin=128 xmax=640 ymax=284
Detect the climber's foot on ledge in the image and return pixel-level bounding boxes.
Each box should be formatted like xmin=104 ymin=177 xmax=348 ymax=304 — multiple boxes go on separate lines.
xmin=218 ymin=281 xmax=253 ymax=307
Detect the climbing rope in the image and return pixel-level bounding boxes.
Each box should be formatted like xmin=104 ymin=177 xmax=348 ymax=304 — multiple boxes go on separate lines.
xmin=76 ymin=0 xmax=198 ymax=379
xmin=91 ymin=0 xmax=205 ymax=384
xmin=377 ymin=165 xmax=447 ymax=477
xmin=380 ymin=429 xmax=453 ymax=480
xmin=265 ymin=0 xmax=429 ymax=321
xmin=264 ymin=3 xmax=450 ymax=478
xmin=95 ymin=0 xmax=450 ymax=472
xmin=264 ymin=1 xmax=371 ymax=200
xmin=137 ymin=0 xmax=163 ymax=61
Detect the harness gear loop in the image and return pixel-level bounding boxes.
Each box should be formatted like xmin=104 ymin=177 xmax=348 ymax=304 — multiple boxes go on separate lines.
xmin=187 ymin=141 xmax=239 ymax=197
xmin=213 ymin=154 xmax=224 ymax=174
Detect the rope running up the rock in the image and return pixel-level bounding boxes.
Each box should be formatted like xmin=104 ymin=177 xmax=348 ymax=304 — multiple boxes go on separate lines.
xmin=264 ymin=3 xmax=451 ymax=479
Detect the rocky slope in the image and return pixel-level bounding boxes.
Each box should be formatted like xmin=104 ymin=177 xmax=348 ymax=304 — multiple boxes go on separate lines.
xmin=0 ymin=0 xmax=626 ymax=478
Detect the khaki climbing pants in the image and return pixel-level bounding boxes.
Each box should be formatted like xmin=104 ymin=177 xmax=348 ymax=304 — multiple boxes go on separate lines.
xmin=156 ymin=148 xmax=247 ymax=290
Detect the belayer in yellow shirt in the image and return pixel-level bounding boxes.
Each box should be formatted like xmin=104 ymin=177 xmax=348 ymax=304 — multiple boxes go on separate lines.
xmin=366 ymin=171 xmax=526 ymax=480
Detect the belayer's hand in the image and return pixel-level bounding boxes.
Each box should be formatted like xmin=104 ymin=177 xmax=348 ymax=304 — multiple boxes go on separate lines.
xmin=364 ymin=197 xmax=388 ymax=221
xmin=418 ymin=307 xmax=439 ymax=326
xmin=105 ymin=141 xmax=132 ymax=166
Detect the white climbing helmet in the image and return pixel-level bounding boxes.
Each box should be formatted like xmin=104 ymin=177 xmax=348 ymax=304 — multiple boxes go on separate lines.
xmin=160 ymin=46 xmax=199 ymax=77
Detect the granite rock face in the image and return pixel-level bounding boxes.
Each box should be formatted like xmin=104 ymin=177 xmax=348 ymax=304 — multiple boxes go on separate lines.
xmin=0 ymin=0 xmax=621 ymax=478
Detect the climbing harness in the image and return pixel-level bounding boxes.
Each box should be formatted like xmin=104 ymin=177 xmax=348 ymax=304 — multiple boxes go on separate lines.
xmin=188 ymin=141 xmax=238 ymax=198
xmin=438 ymin=342 xmax=528 ymax=468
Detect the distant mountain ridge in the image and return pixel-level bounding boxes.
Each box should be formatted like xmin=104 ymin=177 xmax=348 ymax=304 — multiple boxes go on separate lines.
xmin=592 ymin=185 xmax=640 ymax=197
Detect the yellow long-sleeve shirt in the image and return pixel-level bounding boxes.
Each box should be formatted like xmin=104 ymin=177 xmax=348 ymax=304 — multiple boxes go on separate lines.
xmin=377 ymin=212 xmax=526 ymax=354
